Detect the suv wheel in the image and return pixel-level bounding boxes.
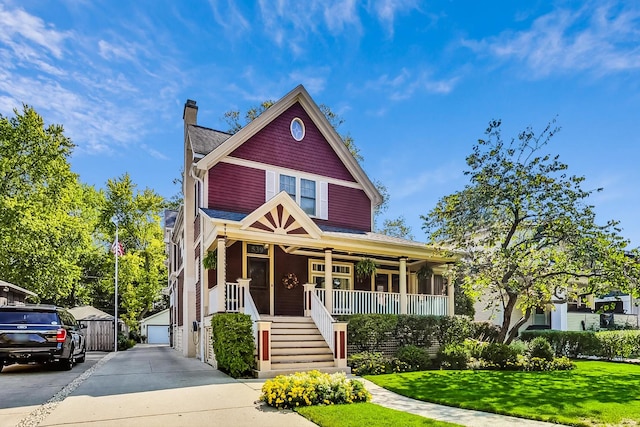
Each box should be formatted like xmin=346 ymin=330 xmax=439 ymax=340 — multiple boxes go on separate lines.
xmin=58 ymin=347 xmax=74 ymax=371
xmin=76 ymin=349 xmax=86 ymax=363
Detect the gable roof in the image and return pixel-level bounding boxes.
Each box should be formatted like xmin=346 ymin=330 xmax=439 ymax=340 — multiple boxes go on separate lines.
xmin=194 ymin=85 xmax=382 ymax=207
xmin=188 ymin=125 xmax=231 ymax=158
xmin=0 ymin=280 xmax=37 ymax=297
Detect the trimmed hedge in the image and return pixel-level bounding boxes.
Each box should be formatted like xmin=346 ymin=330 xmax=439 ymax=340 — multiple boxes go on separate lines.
xmin=520 ymin=330 xmax=600 ymax=358
xmin=521 ymin=329 xmax=640 ymax=360
xmin=211 ymin=313 xmax=255 ymax=377
xmin=346 ymin=314 xmax=497 ymax=354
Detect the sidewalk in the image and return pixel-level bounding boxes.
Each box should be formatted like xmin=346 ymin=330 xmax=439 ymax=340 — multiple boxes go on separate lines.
xmin=36 ymin=345 xmax=314 ymax=427
xmin=360 ymin=378 xmax=564 ymax=427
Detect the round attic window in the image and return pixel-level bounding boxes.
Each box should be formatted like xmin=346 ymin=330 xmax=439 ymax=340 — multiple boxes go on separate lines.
xmin=290 ymin=118 xmax=305 ymax=141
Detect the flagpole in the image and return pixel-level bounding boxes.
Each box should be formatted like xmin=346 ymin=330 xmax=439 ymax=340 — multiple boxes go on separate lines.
xmin=111 ymin=216 xmax=119 ymax=353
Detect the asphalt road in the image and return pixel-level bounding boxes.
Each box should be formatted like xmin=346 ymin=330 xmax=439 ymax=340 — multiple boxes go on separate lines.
xmin=0 ymin=352 xmax=107 ymax=426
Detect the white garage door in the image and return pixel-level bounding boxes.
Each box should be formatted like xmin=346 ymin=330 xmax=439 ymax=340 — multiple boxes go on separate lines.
xmin=147 ymin=325 xmax=169 ymax=344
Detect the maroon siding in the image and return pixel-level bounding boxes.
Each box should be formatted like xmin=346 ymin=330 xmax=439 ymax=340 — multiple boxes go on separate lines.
xmin=230 ymin=103 xmax=357 ymax=182
xmin=208 ymin=163 xmax=265 ymax=213
xmin=274 ymin=246 xmax=307 ymax=316
xmin=315 ymin=184 xmax=371 ymax=231
xmin=225 ymin=241 xmax=243 ymax=283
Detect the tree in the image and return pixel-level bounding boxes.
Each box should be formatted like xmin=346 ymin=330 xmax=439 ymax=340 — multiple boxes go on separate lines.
xmin=0 ymin=106 xmax=93 ymax=302
xmin=422 ymin=119 xmax=640 ymax=343
xmin=379 ymin=216 xmax=414 ymax=240
xmin=98 ymin=174 xmax=167 ymax=330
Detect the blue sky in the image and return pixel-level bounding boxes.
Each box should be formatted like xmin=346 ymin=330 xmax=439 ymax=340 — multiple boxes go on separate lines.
xmin=2 ymin=1 xmax=640 ymax=246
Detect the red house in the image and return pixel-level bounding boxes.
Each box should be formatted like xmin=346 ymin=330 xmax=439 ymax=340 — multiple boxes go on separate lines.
xmin=166 ymin=85 xmax=456 ymax=377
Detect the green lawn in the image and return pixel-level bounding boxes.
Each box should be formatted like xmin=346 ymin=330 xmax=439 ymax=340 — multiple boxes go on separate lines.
xmin=296 ymin=403 xmax=462 ymax=427
xmin=366 ymin=361 xmax=640 ymax=426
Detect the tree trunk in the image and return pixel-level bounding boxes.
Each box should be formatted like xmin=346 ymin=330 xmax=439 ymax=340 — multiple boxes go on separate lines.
xmin=497 ymin=292 xmax=518 ymax=343
xmin=505 ymin=308 xmax=532 ymax=344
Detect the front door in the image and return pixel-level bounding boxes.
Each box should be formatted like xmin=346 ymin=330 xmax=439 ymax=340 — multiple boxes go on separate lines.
xmin=248 ymin=258 xmax=270 ymax=314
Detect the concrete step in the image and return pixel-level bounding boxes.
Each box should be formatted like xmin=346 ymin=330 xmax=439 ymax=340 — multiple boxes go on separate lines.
xmin=270 ymin=360 xmax=336 ymax=371
xmin=271 ymin=340 xmax=328 ymax=349
xmin=270 ymin=322 xmax=317 ymax=329
xmin=262 ymin=316 xmax=314 ymax=324
xmin=271 ymin=327 xmax=321 ymax=335
xmin=271 ymin=346 xmax=333 ymax=356
xmin=271 ymin=334 xmax=324 ymax=342
xmin=272 ymin=353 xmax=334 ymax=363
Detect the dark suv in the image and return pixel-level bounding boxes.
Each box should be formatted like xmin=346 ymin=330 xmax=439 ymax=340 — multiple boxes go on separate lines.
xmin=0 ymin=304 xmax=86 ymax=372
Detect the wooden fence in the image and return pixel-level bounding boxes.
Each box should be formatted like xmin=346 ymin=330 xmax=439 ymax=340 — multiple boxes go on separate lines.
xmin=80 ymin=320 xmax=114 ymax=351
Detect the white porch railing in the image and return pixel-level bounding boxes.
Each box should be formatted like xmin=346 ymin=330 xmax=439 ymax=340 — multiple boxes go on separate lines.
xmin=243 ymin=285 xmax=260 ymax=344
xmin=407 ymin=293 xmax=449 ymax=316
xmin=226 ymin=282 xmax=240 ymax=312
xmin=316 ymin=288 xmax=449 ymax=316
xmin=310 ymin=290 xmax=335 ymax=353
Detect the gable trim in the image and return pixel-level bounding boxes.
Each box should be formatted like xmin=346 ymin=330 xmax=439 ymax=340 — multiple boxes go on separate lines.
xmin=195 ymin=85 xmax=382 ymax=207
xmin=241 ymin=191 xmax=322 ymax=239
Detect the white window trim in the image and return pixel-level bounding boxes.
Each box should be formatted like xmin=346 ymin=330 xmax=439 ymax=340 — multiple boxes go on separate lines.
xmin=309 ymin=260 xmax=353 ymax=290
xmin=265 ymin=170 xmax=328 ymax=220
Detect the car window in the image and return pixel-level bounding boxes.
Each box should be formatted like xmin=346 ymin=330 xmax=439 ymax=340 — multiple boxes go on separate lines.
xmin=0 ymin=311 xmax=59 ymax=324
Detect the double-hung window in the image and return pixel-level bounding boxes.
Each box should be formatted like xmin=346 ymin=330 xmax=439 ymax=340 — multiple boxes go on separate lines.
xmin=267 ymin=170 xmax=327 ymax=219
xmin=300 ymin=179 xmax=316 ymax=215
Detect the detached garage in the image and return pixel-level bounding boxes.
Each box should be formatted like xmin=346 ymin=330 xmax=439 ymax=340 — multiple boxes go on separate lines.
xmin=140 ymin=309 xmax=170 ymax=344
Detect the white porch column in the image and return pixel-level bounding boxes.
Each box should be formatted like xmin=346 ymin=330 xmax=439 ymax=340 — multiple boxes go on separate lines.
xmin=399 ymin=257 xmax=407 ymax=315
xmin=216 ymin=237 xmax=226 ymax=313
xmin=324 ymin=249 xmax=333 ymax=314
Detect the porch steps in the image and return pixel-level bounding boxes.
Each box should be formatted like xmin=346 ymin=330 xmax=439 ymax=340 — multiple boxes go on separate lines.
xmin=257 ymin=316 xmax=350 ymax=378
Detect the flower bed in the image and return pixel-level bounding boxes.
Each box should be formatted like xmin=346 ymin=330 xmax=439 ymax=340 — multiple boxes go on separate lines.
xmin=260 ymin=370 xmax=371 ymax=409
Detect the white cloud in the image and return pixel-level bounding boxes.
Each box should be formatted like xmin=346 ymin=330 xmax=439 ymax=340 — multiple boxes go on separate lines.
xmin=392 ymin=161 xmax=461 ymax=199
xmin=208 ymin=0 xmax=251 ymax=36
xmin=367 ymin=0 xmax=419 ymax=36
xmin=0 ymin=5 xmax=69 ymax=58
xmin=463 ymin=2 xmax=640 ymax=77
xmin=365 ymin=68 xmax=459 ymax=101
xmin=98 ymin=40 xmax=138 ymax=62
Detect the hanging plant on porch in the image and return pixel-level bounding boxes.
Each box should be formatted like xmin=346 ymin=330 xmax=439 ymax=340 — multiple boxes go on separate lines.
xmin=416 ymin=263 xmax=434 ymax=281
xmin=355 ymin=258 xmax=377 ymax=280
xmin=282 ymin=273 xmax=300 ymax=290
xmin=202 ymin=250 xmax=217 ymax=270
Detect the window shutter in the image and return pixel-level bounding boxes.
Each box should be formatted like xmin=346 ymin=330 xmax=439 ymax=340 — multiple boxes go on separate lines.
xmin=265 ymin=170 xmax=276 ymax=201
xmin=318 ymin=181 xmax=328 ymax=220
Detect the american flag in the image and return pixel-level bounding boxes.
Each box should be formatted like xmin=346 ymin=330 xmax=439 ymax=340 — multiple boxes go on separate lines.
xmin=111 ymin=240 xmax=124 ymax=256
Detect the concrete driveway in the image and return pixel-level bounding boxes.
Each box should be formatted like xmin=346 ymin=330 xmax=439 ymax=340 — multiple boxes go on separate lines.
xmin=36 ymin=344 xmax=315 ymax=427
xmin=0 ymin=352 xmax=106 ymax=427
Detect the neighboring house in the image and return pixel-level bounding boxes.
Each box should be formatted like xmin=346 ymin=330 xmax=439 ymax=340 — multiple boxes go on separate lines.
xmin=165 ymin=85 xmax=457 ymax=377
xmin=140 ymin=309 xmax=170 ymax=344
xmin=69 ymin=305 xmax=122 ymax=351
xmin=0 ymin=280 xmax=38 ymax=305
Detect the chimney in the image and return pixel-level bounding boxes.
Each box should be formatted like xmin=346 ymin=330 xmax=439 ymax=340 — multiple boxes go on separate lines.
xmin=183 ymin=99 xmax=198 ymax=126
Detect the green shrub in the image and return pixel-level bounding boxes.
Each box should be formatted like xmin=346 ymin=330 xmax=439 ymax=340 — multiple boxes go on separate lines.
xmin=394 ymin=315 xmax=439 ymax=347
xmin=528 ymin=337 xmax=555 ymax=361
xmin=480 ymin=342 xmax=519 ymax=369
xmin=211 ymin=313 xmax=255 ymax=378
xmin=260 ymin=370 xmax=370 ymax=409
xmin=117 ymin=333 xmax=135 ymax=350
xmin=470 ymin=321 xmax=501 ymax=343
xmin=348 ymin=351 xmax=388 ymax=376
xmin=520 ymin=330 xmax=600 ymax=357
xmin=523 ymin=356 xmax=575 ymax=371
xmin=395 ymin=345 xmax=431 ymax=371
xmin=347 ymin=314 xmax=398 ymax=352
xmin=438 ymin=343 xmax=469 ymax=370
xmin=436 ymin=316 xmax=474 ymax=346
xmin=508 ymin=340 xmax=527 ymax=356
xmin=463 ymin=338 xmax=488 ymax=359
xmin=596 ymin=330 xmax=640 ymax=360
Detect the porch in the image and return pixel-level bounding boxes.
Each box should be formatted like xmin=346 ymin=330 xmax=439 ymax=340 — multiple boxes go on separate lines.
xmin=204 ymin=280 xmax=450 ymax=377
